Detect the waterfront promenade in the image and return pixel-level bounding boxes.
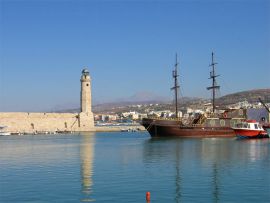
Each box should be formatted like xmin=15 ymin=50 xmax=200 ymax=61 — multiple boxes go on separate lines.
xmin=1 ymin=124 xmax=145 ymax=135
xmin=95 ymin=124 xmax=145 ymax=132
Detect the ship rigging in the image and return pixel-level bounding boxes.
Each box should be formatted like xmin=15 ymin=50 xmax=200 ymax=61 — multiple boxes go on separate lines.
xmin=141 ymin=52 xmax=246 ymax=137
xmin=171 ymin=54 xmax=180 ymax=118
xmin=207 ymin=52 xmax=220 ymax=113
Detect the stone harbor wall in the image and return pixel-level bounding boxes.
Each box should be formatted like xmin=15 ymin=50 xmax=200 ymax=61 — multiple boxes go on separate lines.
xmin=0 ymin=112 xmax=95 ymax=133
xmin=0 ymin=69 xmax=95 ymax=133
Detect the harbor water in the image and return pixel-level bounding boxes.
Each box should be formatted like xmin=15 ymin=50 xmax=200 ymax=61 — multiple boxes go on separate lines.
xmin=0 ymin=132 xmax=269 ymax=202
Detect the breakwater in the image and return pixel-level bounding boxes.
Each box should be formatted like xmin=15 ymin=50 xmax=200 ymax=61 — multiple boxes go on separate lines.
xmin=0 ymin=69 xmax=95 ymax=134
xmin=0 ymin=112 xmax=95 ymax=134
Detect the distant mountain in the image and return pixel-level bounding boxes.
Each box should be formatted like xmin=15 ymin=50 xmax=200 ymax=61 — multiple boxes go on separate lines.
xmin=216 ymin=89 xmax=270 ymax=106
xmin=54 ymin=88 xmax=270 ymax=113
xmin=92 ymin=92 xmax=170 ymax=113
xmin=92 ymin=89 xmax=270 ymax=113
xmin=115 ymin=91 xmax=170 ymax=103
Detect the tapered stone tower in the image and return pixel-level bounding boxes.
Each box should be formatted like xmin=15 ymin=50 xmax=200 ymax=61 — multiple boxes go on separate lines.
xmin=81 ymin=69 xmax=92 ymax=113
xmin=79 ymin=68 xmax=95 ymax=131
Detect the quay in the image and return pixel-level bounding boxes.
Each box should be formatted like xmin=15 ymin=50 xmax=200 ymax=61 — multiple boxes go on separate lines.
xmin=95 ymin=125 xmax=145 ymax=132
xmin=3 ymin=125 xmax=146 ymax=135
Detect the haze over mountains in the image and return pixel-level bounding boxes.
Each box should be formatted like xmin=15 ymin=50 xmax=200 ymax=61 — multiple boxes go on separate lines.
xmin=93 ymin=91 xmax=170 ymax=105
xmin=93 ymin=88 xmax=270 ymax=112
xmin=54 ymin=88 xmax=270 ymax=113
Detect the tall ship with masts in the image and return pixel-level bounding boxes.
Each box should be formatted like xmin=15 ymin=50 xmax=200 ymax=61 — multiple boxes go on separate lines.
xmin=141 ymin=53 xmax=246 ymax=137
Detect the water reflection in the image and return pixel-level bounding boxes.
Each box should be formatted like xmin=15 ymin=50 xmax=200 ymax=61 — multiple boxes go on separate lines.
xmin=0 ymin=133 xmax=269 ymax=202
xmin=212 ymin=163 xmax=219 ymax=203
xmin=143 ymin=137 xmax=270 ymax=202
xmin=240 ymin=139 xmax=270 ymax=162
xmin=80 ymin=132 xmax=96 ymax=202
xmin=143 ymin=138 xmax=184 ymax=202
xmin=174 ymin=141 xmax=181 ymax=203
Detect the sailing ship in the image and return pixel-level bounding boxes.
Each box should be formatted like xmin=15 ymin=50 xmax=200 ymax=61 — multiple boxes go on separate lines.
xmin=141 ymin=53 xmax=246 ymax=137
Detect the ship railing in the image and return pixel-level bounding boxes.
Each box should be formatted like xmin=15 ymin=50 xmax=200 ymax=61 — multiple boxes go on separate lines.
xmin=147 ymin=116 xmax=182 ymax=121
xmin=207 ymin=110 xmax=247 ymax=119
xmin=191 ymin=124 xmax=204 ymax=127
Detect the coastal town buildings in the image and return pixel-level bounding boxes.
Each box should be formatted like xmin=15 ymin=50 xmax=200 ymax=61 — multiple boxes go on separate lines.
xmin=93 ymin=99 xmax=270 ymax=125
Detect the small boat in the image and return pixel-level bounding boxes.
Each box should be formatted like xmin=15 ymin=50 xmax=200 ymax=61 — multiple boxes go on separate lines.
xmin=0 ymin=126 xmax=11 ymax=136
xmin=232 ymin=120 xmax=269 ymax=139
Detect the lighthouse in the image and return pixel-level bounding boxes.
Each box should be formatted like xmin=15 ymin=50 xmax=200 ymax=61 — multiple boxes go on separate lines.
xmin=80 ymin=68 xmax=92 ymax=113
xmin=79 ymin=68 xmax=95 ymax=131
xmin=0 ymin=68 xmax=95 ymax=133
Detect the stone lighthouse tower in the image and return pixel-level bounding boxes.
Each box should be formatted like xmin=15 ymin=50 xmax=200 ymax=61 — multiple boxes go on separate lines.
xmin=79 ymin=68 xmax=95 ymax=131
xmin=81 ymin=68 xmax=92 ymax=113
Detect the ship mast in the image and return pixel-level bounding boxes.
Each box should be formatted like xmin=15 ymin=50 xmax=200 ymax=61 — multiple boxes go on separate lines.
xmin=258 ymin=97 xmax=270 ymax=113
xmin=207 ymin=52 xmax=220 ymax=113
xmin=171 ymin=54 xmax=180 ymax=118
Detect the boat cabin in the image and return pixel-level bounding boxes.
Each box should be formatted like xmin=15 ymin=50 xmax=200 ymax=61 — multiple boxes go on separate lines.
xmin=234 ymin=120 xmax=264 ymax=131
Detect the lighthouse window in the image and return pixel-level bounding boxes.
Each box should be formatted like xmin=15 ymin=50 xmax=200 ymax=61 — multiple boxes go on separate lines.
xmin=86 ymin=84 xmax=89 ymax=86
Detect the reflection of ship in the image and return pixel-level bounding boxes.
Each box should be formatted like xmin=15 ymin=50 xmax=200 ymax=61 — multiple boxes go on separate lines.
xmin=142 ymin=53 xmax=246 ymax=137
xmin=143 ymin=137 xmax=270 ymax=202
xmin=142 ymin=138 xmax=227 ymax=202
xmin=80 ymin=132 xmax=95 ymax=202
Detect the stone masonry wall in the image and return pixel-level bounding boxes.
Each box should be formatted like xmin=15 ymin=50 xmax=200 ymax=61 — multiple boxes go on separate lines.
xmin=0 ymin=112 xmax=95 ymax=133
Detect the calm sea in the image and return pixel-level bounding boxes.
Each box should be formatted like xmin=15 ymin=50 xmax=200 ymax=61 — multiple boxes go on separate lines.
xmin=0 ymin=132 xmax=269 ymax=202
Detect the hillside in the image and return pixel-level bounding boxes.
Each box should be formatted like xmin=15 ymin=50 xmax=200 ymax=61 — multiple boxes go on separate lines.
xmin=216 ymin=89 xmax=270 ymax=106
xmin=54 ymin=88 xmax=270 ymax=113
xmin=93 ymin=88 xmax=270 ymax=113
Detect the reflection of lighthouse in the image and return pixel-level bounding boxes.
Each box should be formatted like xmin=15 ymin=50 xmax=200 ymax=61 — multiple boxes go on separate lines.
xmin=80 ymin=132 xmax=95 ymax=201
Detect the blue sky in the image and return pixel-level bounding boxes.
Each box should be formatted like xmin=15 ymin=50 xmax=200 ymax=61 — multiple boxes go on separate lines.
xmin=0 ymin=0 xmax=269 ymax=112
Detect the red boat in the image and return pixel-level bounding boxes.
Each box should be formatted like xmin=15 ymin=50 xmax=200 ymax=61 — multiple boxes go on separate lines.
xmin=232 ymin=120 xmax=269 ymax=139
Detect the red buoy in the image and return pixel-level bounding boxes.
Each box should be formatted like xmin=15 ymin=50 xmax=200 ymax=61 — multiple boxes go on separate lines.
xmin=146 ymin=191 xmax=151 ymax=202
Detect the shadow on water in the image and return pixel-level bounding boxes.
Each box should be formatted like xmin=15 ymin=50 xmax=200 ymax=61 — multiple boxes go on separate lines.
xmin=143 ymin=137 xmax=270 ymax=203
xmin=80 ymin=132 xmax=96 ymax=202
